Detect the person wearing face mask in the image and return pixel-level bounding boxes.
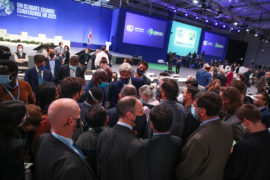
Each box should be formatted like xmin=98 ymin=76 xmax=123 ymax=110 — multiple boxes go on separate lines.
xmin=109 ymin=63 xmax=144 ymax=108
xmin=94 ymin=46 xmax=108 ymax=68
xmin=55 ymin=56 xmax=84 ymax=84
xmin=0 ymin=101 xmax=27 ymax=180
xmin=45 ymin=47 xmax=62 ymax=79
xmin=79 ymin=48 xmax=91 ymax=71
xmin=134 ymin=60 xmax=151 ymax=85
xmin=63 ymin=45 xmax=70 ymax=65
xmin=0 ymin=60 xmax=35 ymax=104
xmin=176 ymin=92 xmax=233 ymax=180
xmin=97 ymin=96 xmax=149 ymax=180
xmin=24 ymin=55 xmax=53 ymax=94
xmin=14 ymin=44 xmax=29 ymax=75
xmin=225 ymin=66 xmax=233 ymax=86
xmin=54 ymin=42 xmax=64 ymax=63
xmin=181 ymin=86 xmax=200 ymax=141
xmin=224 ymin=104 xmax=270 ymax=180
xmin=34 ymin=98 xmax=95 ymax=180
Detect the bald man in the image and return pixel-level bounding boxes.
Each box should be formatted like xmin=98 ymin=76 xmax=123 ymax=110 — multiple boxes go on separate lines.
xmin=34 ymin=98 xmax=95 ymax=180
xmin=97 ymin=96 xmax=149 ymax=180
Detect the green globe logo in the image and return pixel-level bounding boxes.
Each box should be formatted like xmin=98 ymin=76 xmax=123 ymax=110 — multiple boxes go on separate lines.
xmin=147 ymin=28 xmax=154 ymax=36
xmin=0 ymin=0 xmax=14 ymax=16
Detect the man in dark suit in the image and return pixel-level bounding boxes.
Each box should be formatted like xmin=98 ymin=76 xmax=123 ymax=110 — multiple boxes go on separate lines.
xmin=24 ymin=55 xmax=53 ymax=94
xmin=107 ymin=85 xmax=147 ymax=138
xmin=144 ymin=105 xmax=183 ymax=180
xmin=253 ymin=92 xmax=270 ymax=128
xmin=224 ymin=104 xmax=270 ymax=180
xmin=34 ymin=98 xmax=95 ymax=180
xmin=45 ymin=47 xmax=61 ymax=79
xmin=159 ymin=78 xmax=185 ymax=138
xmin=97 ymin=96 xmax=149 ymax=180
xmin=55 ymin=56 xmax=84 ymax=84
xmin=175 ymin=92 xmax=233 ymax=180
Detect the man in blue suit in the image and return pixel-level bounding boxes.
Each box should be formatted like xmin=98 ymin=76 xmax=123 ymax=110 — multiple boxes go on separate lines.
xmin=24 ymin=54 xmax=53 ymax=94
xmin=45 ymin=47 xmax=61 ymax=80
xmin=254 ymin=92 xmax=270 ymax=128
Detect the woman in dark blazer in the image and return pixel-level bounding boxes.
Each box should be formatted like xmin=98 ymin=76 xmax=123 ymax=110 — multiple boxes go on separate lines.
xmin=64 ymin=45 xmax=70 ymax=65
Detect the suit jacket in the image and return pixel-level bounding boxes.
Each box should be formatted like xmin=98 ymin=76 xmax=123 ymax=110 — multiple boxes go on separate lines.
xmin=55 ymin=64 xmax=84 ymax=83
xmin=223 ymin=113 xmax=246 ymax=141
xmin=160 ymin=100 xmax=185 ymax=138
xmin=45 ymin=58 xmax=62 ymax=79
xmin=224 ymin=130 xmax=270 ymax=180
xmin=175 ymin=119 xmax=233 ymax=180
xmin=24 ymin=67 xmax=53 ymax=93
xmin=97 ymin=124 xmax=149 ymax=180
xmin=144 ymin=134 xmax=183 ymax=180
xmin=257 ymin=76 xmax=267 ymax=93
xmin=260 ymin=107 xmax=270 ymax=128
xmin=34 ymin=133 xmax=95 ymax=180
xmin=107 ymin=107 xmax=147 ymax=138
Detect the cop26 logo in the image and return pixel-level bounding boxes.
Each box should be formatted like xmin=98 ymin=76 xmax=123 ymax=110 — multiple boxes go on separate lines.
xmin=0 ymin=0 xmax=14 ymax=16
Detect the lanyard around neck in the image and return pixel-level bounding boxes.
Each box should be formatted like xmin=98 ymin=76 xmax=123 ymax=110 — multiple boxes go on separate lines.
xmin=3 ymin=82 xmax=20 ymax=101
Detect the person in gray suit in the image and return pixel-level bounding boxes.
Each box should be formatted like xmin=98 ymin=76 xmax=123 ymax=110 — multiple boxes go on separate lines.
xmin=159 ymin=78 xmax=185 ymax=138
xmin=175 ymin=92 xmax=233 ymax=180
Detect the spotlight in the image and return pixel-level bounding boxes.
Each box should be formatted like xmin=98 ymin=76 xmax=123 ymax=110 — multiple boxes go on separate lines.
xmin=195 ymin=16 xmax=199 ymax=19
xmin=255 ymin=33 xmax=258 ymax=37
xmin=234 ymin=22 xmax=238 ymax=26
xmin=205 ymin=19 xmax=209 ymax=23
xmin=246 ymin=28 xmax=249 ymax=32
xmin=237 ymin=29 xmax=241 ymax=33
xmin=223 ymin=25 xmax=226 ymax=28
xmin=230 ymin=27 xmax=234 ymax=31
xmin=193 ymin=0 xmax=199 ymax=4
xmin=185 ymin=13 xmax=188 ymax=16
xmin=266 ymin=40 xmax=269 ymax=43
xmin=214 ymin=22 xmax=218 ymax=26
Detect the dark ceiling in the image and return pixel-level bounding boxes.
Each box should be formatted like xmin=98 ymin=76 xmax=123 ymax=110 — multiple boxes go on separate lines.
xmin=75 ymin=0 xmax=270 ymax=40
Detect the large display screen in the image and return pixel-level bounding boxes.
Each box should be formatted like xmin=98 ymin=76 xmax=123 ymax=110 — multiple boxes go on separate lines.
xmin=0 ymin=0 xmax=112 ymax=44
xmin=122 ymin=12 xmax=167 ymax=48
xmin=167 ymin=21 xmax=202 ymax=56
xmin=201 ymin=32 xmax=227 ymax=57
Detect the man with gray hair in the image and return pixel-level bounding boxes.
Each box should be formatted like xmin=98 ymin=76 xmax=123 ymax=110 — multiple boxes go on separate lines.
xmin=34 ymin=98 xmax=95 ymax=180
xmin=109 ymin=63 xmax=144 ymax=107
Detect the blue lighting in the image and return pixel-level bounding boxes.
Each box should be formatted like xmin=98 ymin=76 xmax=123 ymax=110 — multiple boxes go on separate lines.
xmin=205 ymin=19 xmax=209 ymax=23
xmin=214 ymin=22 xmax=218 ymax=26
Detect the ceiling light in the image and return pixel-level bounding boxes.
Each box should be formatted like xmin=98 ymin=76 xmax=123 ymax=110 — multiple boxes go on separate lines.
xmin=233 ymin=22 xmax=238 ymax=26
xmin=205 ymin=19 xmax=209 ymax=23
xmin=230 ymin=27 xmax=234 ymax=30
xmin=193 ymin=0 xmax=199 ymax=4
xmin=237 ymin=29 xmax=241 ymax=33
xmin=185 ymin=13 xmax=188 ymax=16
xmin=214 ymin=22 xmax=218 ymax=26
xmin=255 ymin=33 xmax=258 ymax=37
xmin=246 ymin=28 xmax=249 ymax=32
xmin=223 ymin=25 xmax=226 ymax=28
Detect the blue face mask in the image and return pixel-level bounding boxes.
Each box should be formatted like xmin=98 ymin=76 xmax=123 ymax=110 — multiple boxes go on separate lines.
xmin=37 ymin=65 xmax=45 ymax=71
xmin=191 ymin=104 xmax=200 ymax=120
xmin=140 ymin=98 xmax=147 ymax=104
xmin=98 ymin=82 xmax=108 ymax=88
xmin=69 ymin=65 xmax=77 ymax=71
xmin=0 ymin=75 xmax=11 ymax=84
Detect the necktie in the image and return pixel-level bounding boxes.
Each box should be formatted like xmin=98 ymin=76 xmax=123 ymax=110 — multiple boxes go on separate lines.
xmin=38 ymin=71 xmax=44 ymax=84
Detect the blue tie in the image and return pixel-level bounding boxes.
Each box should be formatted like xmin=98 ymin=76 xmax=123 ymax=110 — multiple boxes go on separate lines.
xmin=38 ymin=71 xmax=44 ymax=84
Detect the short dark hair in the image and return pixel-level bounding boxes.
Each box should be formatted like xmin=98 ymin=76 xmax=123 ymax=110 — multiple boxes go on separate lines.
xmin=0 ymin=101 xmax=26 ymax=127
xmin=86 ymin=87 xmax=104 ymax=104
xmin=60 ymin=77 xmax=84 ymax=98
xmin=100 ymin=57 xmax=108 ymax=65
xmin=257 ymin=91 xmax=269 ymax=106
xmin=236 ymin=104 xmax=261 ymax=123
xmin=150 ymin=105 xmax=172 ymax=132
xmin=124 ymin=58 xmax=133 ymax=65
xmin=120 ymin=85 xmax=137 ymax=97
xmin=101 ymin=46 xmax=106 ymax=51
xmin=34 ymin=54 xmax=46 ymax=64
xmin=36 ymin=82 xmax=57 ymax=114
xmin=117 ymin=96 xmax=137 ymax=118
xmin=186 ymin=80 xmax=198 ymax=88
xmin=0 ymin=45 xmax=11 ymax=60
xmin=85 ymin=106 xmax=107 ymax=128
xmin=0 ymin=60 xmax=18 ymax=73
xmin=137 ymin=60 xmax=149 ymax=70
xmin=187 ymin=86 xmax=199 ymax=100
xmin=159 ymin=72 xmax=170 ymax=77
xmin=25 ymin=104 xmax=42 ymax=127
xmin=230 ymin=80 xmax=245 ymax=94
xmin=64 ymin=45 xmax=69 ymax=51
xmin=195 ymin=92 xmax=222 ymax=116
xmin=70 ymin=56 xmax=79 ymax=64
xmin=17 ymin=44 xmax=23 ymax=49
xmin=161 ymin=78 xmax=179 ymax=101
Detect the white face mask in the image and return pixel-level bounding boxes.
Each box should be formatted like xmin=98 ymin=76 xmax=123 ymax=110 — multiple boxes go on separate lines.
xmin=178 ymin=94 xmax=183 ymax=104
xmin=18 ymin=48 xmax=23 ymax=52
xmin=236 ymin=77 xmax=240 ymax=80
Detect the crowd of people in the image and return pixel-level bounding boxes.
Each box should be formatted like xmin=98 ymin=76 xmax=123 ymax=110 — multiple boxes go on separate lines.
xmin=0 ymin=43 xmax=270 ymax=180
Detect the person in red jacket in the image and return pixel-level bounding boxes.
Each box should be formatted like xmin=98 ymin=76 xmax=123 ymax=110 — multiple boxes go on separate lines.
xmin=225 ymin=66 xmax=233 ymax=86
